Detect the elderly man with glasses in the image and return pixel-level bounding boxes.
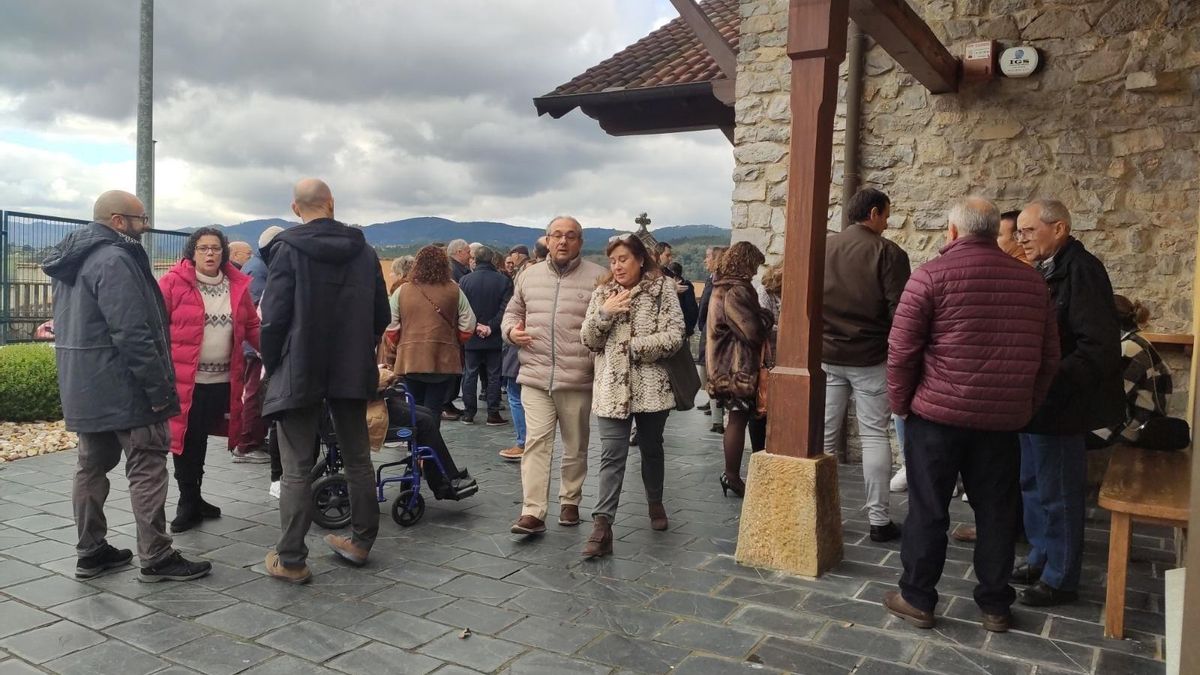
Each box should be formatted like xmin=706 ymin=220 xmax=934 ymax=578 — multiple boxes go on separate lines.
xmin=502 ymin=216 xmax=606 ymax=535
xmin=42 ymin=190 xmax=212 ymax=583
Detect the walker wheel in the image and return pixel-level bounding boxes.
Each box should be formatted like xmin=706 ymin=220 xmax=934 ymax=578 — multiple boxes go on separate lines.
xmin=391 ymin=490 xmax=425 ymax=527
xmin=311 ymin=474 xmax=352 ymax=529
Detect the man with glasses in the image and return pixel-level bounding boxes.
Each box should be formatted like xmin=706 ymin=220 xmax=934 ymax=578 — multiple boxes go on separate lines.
xmin=42 ymin=190 xmax=212 ymax=582
xmin=503 ymin=216 xmax=606 ymax=534
xmin=1011 ymin=198 xmax=1123 ymax=607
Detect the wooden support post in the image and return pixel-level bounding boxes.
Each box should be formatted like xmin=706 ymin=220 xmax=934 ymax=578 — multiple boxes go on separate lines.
xmin=1104 ymin=512 xmax=1131 ymax=639
xmin=848 ymin=0 xmax=960 ymax=94
xmin=735 ymin=0 xmax=847 ymax=578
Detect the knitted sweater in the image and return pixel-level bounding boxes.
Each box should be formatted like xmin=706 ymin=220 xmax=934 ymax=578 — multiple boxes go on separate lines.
xmin=195 ymin=270 xmax=233 ymax=384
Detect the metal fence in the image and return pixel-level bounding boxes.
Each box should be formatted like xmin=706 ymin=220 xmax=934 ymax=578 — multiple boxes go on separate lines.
xmin=0 ymin=210 xmax=187 ymax=343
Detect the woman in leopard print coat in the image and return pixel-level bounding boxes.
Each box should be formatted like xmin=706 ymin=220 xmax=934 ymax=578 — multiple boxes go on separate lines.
xmin=578 ymin=235 xmax=684 ymax=558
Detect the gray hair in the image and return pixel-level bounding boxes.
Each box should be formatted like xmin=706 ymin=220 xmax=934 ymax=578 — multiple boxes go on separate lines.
xmin=545 ymin=215 xmax=582 ymax=234
xmin=391 ymin=255 xmax=415 ymax=277
xmin=473 ymin=245 xmax=495 ymax=264
xmin=948 ymin=197 xmax=1000 ymax=238
xmin=447 ymin=239 xmax=469 ymax=256
xmin=1027 ymin=198 xmax=1072 ymax=229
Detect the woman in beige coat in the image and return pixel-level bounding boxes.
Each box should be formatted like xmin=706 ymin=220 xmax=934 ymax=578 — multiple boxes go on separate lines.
xmin=579 ymin=235 xmax=684 ymax=558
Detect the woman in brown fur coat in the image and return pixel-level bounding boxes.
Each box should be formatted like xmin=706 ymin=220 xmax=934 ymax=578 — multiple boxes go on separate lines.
xmin=705 ymin=241 xmax=772 ymax=498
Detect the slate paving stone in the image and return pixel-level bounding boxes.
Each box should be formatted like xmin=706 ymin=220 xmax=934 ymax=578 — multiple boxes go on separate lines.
xmin=377 ymin=560 xmax=463 ymax=588
xmin=44 ymin=641 xmax=167 ymax=675
xmin=348 ymin=610 xmax=451 ymax=649
xmin=48 ymin=592 xmax=153 ymax=629
xmin=0 ymin=658 xmax=44 ymax=674
xmin=497 ymin=616 xmax=604 ymax=656
xmin=882 ymin=613 xmax=988 ymax=650
xmin=238 ymin=654 xmax=337 ymax=675
xmin=986 ymin=630 xmax=1097 ymax=673
xmin=280 ymin=593 xmax=383 ymax=629
xmin=141 ymin=586 xmax=239 ymax=618
xmin=0 ymin=529 xmax=40 ymax=552
xmin=0 ymin=558 xmax=51 ymax=588
xmin=748 ymin=636 xmax=864 ymax=675
xmin=636 ymin=566 xmax=725 ymax=593
xmin=815 ymin=621 xmax=922 ymax=663
xmin=0 ymin=600 xmax=57 ymax=638
xmin=941 ymin=595 xmax=1048 ymax=635
xmin=577 ymin=603 xmax=677 ymax=639
xmin=0 ymin=620 xmax=105 ymax=664
xmin=573 ymin=577 xmax=659 ymax=606
xmin=426 ymin=599 xmax=526 ymax=635
xmin=434 ymin=574 xmax=524 ymax=606
xmin=578 ymin=633 xmax=690 ymax=674
xmin=714 ymin=576 xmax=808 ymax=609
xmin=646 ymin=589 xmax=740 ymax=622
xmin=3 ymin=514 xmax=74 ymax=534
xmin=227 ymin=576 xmax=322 ymax=610
xmin=652 ymin=619 xmax=762 ymax=657
xmin=364 ymin=581 xmax=456 ymax=615
xmin=326 ymin=641 xmax=443 ymax=675
xmin=1045 ymin=616 xmax=1159 ymax=658
xmin=256 ymin=619 xmax=367 ymax=662
xmin=799 ymin=590 xmax=893 ymax=628
xmin=501 ymin=565 xmax=587 ymax=592
xmin=500 ymin=588 xmax=591 ymax=621
xmin=417 ymin=631 xmax=526 ymax=673
xmin=203 ymin=542 xmax=276 ymax=569
xmin=499 ymin=649 xmax=611 ymax=675
xmin=853 ymin=658 xmax=929 ymax=674
xmin=163 ymin=634 xmax=275 ymax=675
xmin=444 ymin=551 xmax=526 ymax=580
xmin=917 ymin=642 xmax=1033 ymax=675
xmin=190 ymin=562 xmax=264 ymax=592
xmin=105 ymin=612 xmax=213 ymax=653
xmin=672 ymin=654 xmax=786 ymax=675
xmin=1093 ymin=650 xmax=1168 ymax=675
xmin=574 ymin=556 xmax=654 ymax=582
xmin=1 ymin=539 xmax=72 ymax=565
xmin=195 ymin=603 xmax=297 ymax=638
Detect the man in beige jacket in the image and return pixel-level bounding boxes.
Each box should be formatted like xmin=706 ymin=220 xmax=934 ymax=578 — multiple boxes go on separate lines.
xmin=503 ymin=216 xmax=606 ymax=534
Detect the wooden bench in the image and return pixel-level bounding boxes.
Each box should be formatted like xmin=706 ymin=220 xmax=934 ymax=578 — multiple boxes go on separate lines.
xmin=1098 ymin=445 xmax=1190 ymax=638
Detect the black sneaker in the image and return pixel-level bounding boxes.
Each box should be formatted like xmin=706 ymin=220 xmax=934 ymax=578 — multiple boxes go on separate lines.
xmin=460 ymin=413 xmax=476 ymax=424
xmin=76 ymin=544 xmax=133 ymax=579
xmin=870 ymin=521 xmax=901 ymax=543
xmin=710 ymin=422 xmax=725 ymax=434
xmin=139 ymin=551 xmax=212 ymax=583
xmin=697 ymin=402 xmax=711 ymax=412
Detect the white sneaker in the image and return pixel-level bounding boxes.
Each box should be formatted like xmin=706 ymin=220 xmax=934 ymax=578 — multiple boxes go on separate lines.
xmin=269 ymin=481 xmax=281 ymax=499
xmin=962 ymin=491 xmax=970 ymax=503
xmin=889 ymin=466 xmax=907 ymax=492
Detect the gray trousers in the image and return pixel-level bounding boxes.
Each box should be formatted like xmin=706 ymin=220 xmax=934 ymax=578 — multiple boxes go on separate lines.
xmin=74 ymin=422 xmax=174 ymax=566
xmin=593 ymin=411 xmax=669 ymax=521
xmin=275 ymin=400 xmax=378 ymax=568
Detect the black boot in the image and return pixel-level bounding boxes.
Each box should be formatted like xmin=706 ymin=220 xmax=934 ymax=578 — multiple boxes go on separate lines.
xmin=171 ymin=481 xmax=203 ymax=533
xmin=196 ymin=477 xmax=221 ymax=519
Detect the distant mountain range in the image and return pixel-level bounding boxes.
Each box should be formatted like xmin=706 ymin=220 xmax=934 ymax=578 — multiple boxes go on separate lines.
xmin=209 ymin=217 xmax=729 ymax=251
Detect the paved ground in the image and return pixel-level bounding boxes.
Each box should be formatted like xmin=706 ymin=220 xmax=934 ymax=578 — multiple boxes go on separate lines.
xmin=0 ymin=402 xmax=1171 ymax=674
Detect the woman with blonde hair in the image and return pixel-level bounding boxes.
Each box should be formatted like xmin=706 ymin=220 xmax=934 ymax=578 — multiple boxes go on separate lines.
xmin=579 ymin=234 xmax=684 ymax=557
xmin=388 ymin=255 xmax=415 ymax=294
xmin=705 ymin=241 xmax=772 ymax=498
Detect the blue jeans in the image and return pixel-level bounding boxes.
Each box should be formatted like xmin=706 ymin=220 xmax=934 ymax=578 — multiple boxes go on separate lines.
xmin=505 ymin=378 xmax=525 ymax=448
xmin=1019 ymin=433 xmax=1086 ymax=592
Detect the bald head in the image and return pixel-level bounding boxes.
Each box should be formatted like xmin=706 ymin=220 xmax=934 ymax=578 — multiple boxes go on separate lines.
xmin=93 ymin=190 xmax=149 ymax=238
xmin=291 ymin=178 xmax=334 ymax=222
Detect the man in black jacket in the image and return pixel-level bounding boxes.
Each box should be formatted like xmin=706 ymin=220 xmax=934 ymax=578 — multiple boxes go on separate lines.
xmin=658 ymin=243 xmax=699 ymax=336
xmin=459 ymin=246 xmax=514 ymax=425
xmin=259 ymin=179 xmax=390 ymax=583
xmin=42 ymin=190 xmax=211 ymax=583
xmin=1013 ymin=198 xmax=1123 ymax=607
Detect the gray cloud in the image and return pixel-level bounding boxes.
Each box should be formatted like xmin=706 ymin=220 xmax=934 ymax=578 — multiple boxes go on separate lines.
xmin=0 ymin=1 xmax=734 ymax=230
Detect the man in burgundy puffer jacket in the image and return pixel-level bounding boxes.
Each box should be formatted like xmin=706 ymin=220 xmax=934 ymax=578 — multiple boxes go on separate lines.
xmin=881 ymin=197 xmax=1060 ymax=633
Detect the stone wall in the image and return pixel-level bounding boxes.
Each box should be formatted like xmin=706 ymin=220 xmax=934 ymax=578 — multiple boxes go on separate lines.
xmin=734 ymin=0 xmax=1200 ymax=416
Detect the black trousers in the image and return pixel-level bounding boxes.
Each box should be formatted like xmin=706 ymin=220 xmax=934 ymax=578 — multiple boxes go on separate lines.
xmin=386 ymin=398 xmax=462 ymax=485
xmin=899 ymin=414 xmax=1020 ymax=615
xmin=463 ymin=349 xmax=502 ymax=415
xmin=405 ymin=376 xmax=455 ymax=414
xmin=174 ymin=382 xmax=230 ymax=484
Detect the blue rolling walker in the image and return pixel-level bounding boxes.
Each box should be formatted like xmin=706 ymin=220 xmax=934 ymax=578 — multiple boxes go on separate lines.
xmin=309 ymin=383 xmax=470 ymax=528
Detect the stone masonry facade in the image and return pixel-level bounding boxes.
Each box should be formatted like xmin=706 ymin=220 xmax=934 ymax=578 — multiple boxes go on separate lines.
xmin=733 ymin=0 xmax=1200 ymax=409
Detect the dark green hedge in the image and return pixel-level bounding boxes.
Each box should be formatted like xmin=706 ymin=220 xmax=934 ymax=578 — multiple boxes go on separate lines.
xmin=0 ymin=344 xmax=62 ymax=422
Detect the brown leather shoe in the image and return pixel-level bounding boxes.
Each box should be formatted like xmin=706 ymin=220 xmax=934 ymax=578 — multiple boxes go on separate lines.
xmin=511 ymin=515 xmax=546 ymax=535
xmin=324 ymin=534 xmax=368 ymax=567
xmin=559 ymin=504 xmax=580 ymax=526
xmin=951 ymin=525 xmax=977 ymax=543
xmin=265 ymin=551 xmax=311 ymax=584
xmin=882 ymin=590 xmax=935 ymax=629
xmin=982 ymin=612 xmax=1011 ymax=633
xmin=648 ymin=503 xmax=669 ymax=531
xmin=498 ymin=446 xmax=524 ymax=462
xmin=581 ymin=516 xmax=613 ymax=558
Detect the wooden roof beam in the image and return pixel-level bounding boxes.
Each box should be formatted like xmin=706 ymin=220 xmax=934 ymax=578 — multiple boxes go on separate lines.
xmin=848 ymin=0 xmax=960 ymax=94
xmin=669 ymin=0 xmax=738 ymax=80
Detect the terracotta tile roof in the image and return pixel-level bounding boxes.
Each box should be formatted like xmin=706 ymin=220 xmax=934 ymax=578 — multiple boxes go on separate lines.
xmin=540 ymin=0 xmax=738 ymax=99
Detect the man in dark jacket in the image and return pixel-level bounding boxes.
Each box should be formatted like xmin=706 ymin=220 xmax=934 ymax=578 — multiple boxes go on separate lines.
xmin=42 ymin=190 xmax=211 ymax=583
xmin=658 ymin=243 xmax=699 ymax=337
xmin=1012 ymin=198 xmax=1123 ymax=607
xmin=823 ymin=187 xmax=911 ymax=543
xmin=696 ymin=245 xmax=726 ymax=431
xmin=259 ymin=179 xmax=390 ymax=582
xmin=448 ymin=239 xmax=471 ymax=282
xmin=881 ymin=197 xmax=1060 ymax=633
xmin=459 ymin=246 xmax=513 ymax=425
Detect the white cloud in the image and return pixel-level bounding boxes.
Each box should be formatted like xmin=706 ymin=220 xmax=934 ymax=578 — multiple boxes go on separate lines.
xmin=0 ymin=1 xmax=732 ymax=230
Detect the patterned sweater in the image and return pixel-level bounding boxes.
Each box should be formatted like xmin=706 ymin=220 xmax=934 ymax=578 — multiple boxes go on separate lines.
xmin=580 ymin=276 xmax=684 ymax=419
xmin=1091 ymin=331 xmax=1172 ymax=445
xmin=195 ymin=270 xmax=233 ymax=384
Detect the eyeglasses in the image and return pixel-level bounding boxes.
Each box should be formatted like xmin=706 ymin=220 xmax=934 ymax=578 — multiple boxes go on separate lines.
xmin=608 ymin=233 xmax=634 ymax=244
xmin=195 ymin=245 xmax=223 ymax=254
xmin=1015 ymin=229 xmax=1035 ymax=242
xmin=547 ymin=232 xmax=581 ymax=242
xmin=115 ymin=213 xmax=148 ymax=225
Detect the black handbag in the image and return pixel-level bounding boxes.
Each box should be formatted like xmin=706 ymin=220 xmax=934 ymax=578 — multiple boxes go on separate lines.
xmin=649 ymin=281 xmax=700 ymax=411
xmin=1135 ymin=416 xmax=1190 ymax=452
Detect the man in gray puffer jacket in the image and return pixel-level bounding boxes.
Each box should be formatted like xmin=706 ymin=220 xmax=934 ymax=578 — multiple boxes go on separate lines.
xmin=502 ymin=217 xmax=605 ymax=534
xmin=42 ymin=190 xmax=211 ymax=584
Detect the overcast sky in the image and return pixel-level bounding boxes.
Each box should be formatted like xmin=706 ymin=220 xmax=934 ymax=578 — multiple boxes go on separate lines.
xmin=0 ymin=1 xmax=734 ymax=230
